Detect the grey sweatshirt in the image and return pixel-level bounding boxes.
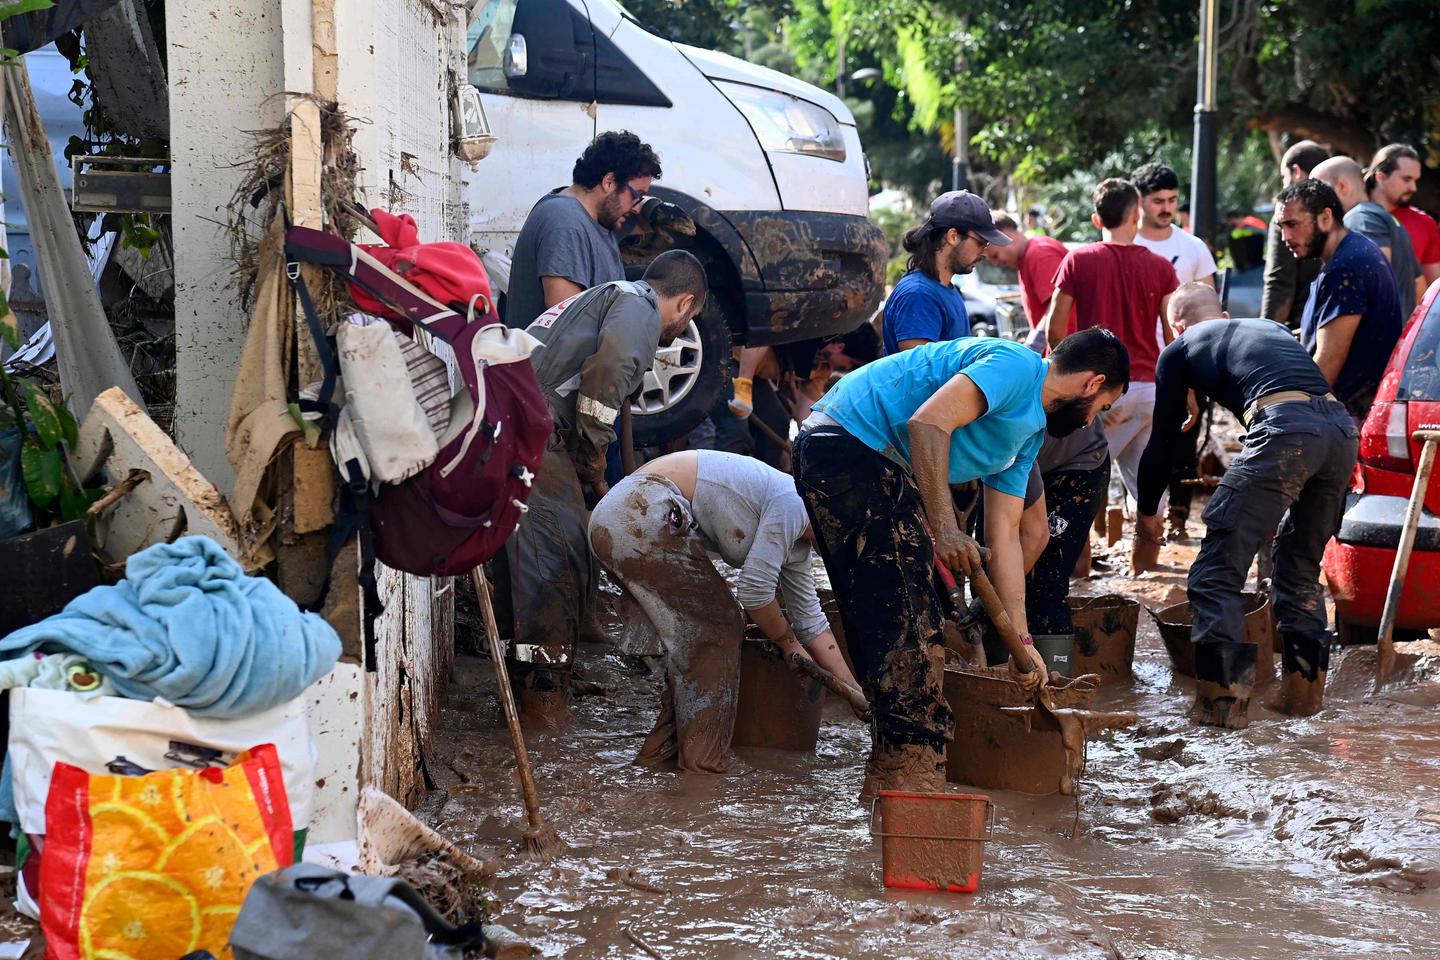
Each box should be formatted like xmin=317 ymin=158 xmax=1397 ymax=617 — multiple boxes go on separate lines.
xmin=690 ymin=451 xmax=829 ymax=644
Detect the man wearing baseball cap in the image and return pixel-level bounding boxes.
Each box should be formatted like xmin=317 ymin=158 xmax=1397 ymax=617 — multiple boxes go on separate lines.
xmin=880 ymin=191 xmax=1012 ymax=355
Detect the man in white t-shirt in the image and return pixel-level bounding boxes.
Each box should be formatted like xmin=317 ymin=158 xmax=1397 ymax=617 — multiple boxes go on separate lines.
xmin=1132 ymin=162 xmax=1218 ymax=286
xmin=1132 ymin=161 xmax=1217 ymax=540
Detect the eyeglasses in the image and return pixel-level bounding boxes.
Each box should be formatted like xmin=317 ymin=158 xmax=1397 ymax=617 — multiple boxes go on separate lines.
xmin=966 ymin=231 xmax=990 ymax=251
xmin=621 ymin=181 xmax=647 ymax=206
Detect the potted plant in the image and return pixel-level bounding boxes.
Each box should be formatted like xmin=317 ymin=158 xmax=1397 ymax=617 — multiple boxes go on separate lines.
xmin=0 ymin=321 xmax=104 ymax=635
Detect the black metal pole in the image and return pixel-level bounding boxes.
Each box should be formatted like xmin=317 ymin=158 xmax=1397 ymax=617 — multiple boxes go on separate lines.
xmin=1190 ymin=0 xmax=1219 ymax=250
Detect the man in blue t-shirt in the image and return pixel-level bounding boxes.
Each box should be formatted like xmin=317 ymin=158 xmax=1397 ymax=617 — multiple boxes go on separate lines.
xmin=793 ymin=330 xmax=1130 ymax=799
xmin=881 ymin=191 xmax=1010 ymax=355
xmin=1277 ymin=179 xmax=1403 ymax=421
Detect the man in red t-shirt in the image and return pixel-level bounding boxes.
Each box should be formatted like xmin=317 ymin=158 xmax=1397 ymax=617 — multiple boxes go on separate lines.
xmin=1044 ymin=178 xmax=1179 ymax=569
xmin=1366 ymin=143 xmax=1440 ymax=287
xmin=985 ymin=211 xmax=1073 ymax=346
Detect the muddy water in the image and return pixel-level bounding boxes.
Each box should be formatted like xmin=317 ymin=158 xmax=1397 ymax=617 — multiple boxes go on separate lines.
xmin=426 ymin=539 xmax=1440 ymax=959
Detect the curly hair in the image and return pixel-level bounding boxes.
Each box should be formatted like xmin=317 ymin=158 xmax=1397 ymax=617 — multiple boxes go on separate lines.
xmin=1275 ymin=178 xmax=1343 ymax=225
xmin=1131 ymin=162 xmax=1180 ymax=197
xmin=572 ymin=130 xmax=662 ymax=189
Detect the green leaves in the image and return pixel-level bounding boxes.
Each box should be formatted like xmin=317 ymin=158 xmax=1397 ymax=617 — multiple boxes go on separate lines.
xmin=0 ymin=0 xmax=57 ymax=20
xmin=20 ymin=439 xmax=60 ymax=508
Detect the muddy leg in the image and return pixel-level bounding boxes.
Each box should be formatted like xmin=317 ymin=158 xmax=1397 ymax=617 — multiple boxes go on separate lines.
xmin=591 ymin=474 xmax=746 ymax=774
xmin=509 ymin=442 xmax=591 ymax=727
xmin=794 ymin=431 xmax=950 ymax=797
xmin=1265 ymin=409 xmax=1357 ymax=715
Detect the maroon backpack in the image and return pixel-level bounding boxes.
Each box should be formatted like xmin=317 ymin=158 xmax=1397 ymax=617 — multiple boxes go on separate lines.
xmin=285 ymin=223 xmax=552 ymax=580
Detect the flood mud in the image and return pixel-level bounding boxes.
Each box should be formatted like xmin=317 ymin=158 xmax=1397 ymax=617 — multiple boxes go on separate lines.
xmin=423 ymin=534 xmax=1440 ymax=959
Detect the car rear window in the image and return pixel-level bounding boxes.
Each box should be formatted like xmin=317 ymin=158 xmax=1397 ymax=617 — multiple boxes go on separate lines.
xmin=1400 ymin=296 xmax=1440 ymax=400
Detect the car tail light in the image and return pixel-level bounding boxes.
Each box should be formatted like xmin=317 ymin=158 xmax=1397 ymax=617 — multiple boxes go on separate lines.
xmin=1359 ymin=401 xmax=1413 ymax=471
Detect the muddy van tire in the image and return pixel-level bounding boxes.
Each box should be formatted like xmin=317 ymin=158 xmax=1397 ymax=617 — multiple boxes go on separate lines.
xmin=628 ymin=294 xmax=732 ymax=447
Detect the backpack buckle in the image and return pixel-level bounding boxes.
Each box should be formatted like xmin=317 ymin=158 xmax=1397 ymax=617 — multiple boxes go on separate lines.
xmin=286 ymin=260 xmax=301 ymax=281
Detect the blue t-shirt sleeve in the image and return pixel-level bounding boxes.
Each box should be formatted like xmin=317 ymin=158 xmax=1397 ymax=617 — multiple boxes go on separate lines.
xmin=1312 ymin=256 xmax=1372 ymax=328
xmin=884 ymin=283 xmax=944 ymax=346
xmin=958 ymin=347 xmax=1030 ymax=416
xmin=983 ymin=431 xmax=1043 ymax=499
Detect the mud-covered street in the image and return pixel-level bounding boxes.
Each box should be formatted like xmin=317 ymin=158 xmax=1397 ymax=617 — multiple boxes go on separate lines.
xmin=422 ymin=539 xmax=1440 ymax=960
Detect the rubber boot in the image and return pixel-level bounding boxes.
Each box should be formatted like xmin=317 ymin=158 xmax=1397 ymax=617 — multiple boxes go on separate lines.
xmin=860 ymin=743 xmax=947 ymax=803
xmin=1191 ymin=640 xmax=1256 ymax=730
xmin=1264 ymin=631 xmax=1330 ymax=717
xmin=728 ymin=377 xmax=753 ymax=418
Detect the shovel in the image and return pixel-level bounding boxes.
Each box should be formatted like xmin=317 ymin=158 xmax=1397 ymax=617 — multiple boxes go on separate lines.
xmin=1375 ymin=429 xmax=1440 ymax=688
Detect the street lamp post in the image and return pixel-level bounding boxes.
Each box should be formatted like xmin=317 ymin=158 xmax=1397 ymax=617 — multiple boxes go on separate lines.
xmin=953 ymin=102 xmax=969 ymax=193
xmin=1190 ymin=0 xmax=1219 ymax=249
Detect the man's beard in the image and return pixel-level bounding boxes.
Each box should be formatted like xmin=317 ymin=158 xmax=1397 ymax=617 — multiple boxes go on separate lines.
xmin=948 ymin=245 xmax=977 ymax=276
xmin=1046 ymin=394 xmax=1093 ymax=437
xmin=1301 ymin=225 xmax=1331 ymax=260
xmin=597 ymin=192 xmax=628 ymax=231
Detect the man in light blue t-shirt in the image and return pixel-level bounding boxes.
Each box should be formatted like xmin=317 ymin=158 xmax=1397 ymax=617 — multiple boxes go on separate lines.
xmin=881 ymin=190 xmax=1009 ymax=355
xmin=793 ymin=330 xmax=1130 ymax=799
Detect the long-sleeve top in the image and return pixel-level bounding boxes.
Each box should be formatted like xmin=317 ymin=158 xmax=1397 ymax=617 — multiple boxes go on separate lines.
xmin=526 ymin=280 xmax=660 ymax=470
xmin=1136 ymin=318 xmax=1333 ymax=514
xmin=690 ymin=451 xmax=829 ymax=643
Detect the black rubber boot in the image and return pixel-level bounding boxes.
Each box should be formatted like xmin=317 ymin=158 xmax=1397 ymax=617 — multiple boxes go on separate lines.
xmin=1191 ymin=640 xmax=1257 ymax=730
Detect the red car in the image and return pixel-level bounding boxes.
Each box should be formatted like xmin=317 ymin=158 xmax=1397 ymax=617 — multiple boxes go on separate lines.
xmin=1323 ymin=278 xmax=1440 ymax=643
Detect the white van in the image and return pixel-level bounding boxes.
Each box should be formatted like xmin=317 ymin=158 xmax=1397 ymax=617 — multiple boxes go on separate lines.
xmin=465 ymin=0 xmax=887 ymax=443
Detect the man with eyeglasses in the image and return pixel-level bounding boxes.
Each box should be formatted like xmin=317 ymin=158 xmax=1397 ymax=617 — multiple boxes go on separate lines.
xmin=879 ymin=191 xmax=1006 ymax=355
xmin=503 ymin=130 xmax=663 ymax=330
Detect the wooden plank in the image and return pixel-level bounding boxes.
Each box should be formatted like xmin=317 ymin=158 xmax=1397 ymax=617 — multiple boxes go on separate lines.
xmin=313 ymin=0 xmax=339 ymax=102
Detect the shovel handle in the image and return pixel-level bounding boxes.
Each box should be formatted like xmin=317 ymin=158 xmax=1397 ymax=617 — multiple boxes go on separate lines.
xmin=1376 ymin=432 xmax=1440 ymax=685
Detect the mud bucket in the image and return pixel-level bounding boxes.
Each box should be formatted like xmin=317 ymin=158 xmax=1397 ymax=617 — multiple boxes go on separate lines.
xmin=871 ymin=791 xmax=993 ymax=893
xmin=1032 ymin=634 xmax=1074 ymax=678
xmin=1149 ymin=591 xmax=1275 ymax=685
xmin=1068 ymin=594 xmax=1139 ymax=684
xmin=732 ymin=637 xmax=824 ymax=751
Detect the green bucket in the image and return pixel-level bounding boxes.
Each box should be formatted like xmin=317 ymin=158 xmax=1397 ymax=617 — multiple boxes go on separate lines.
xmin=1031 ymin=633 xmax=1075 ymax=678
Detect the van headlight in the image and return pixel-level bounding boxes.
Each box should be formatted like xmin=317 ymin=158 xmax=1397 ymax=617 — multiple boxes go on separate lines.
xmin=716 ymin=81 xmax=846 ymax=163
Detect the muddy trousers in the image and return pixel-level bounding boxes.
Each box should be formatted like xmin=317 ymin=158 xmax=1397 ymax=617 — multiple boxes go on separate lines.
xmin=588 ymin=473 xmax=746 ymax=774
xmin=1188 ymin=399 xmax=1359 ymax=687
xmin=793 ymin=429 xmax=952 ymax=754
xmin=504 ymin=437 xmax=592 ymax=693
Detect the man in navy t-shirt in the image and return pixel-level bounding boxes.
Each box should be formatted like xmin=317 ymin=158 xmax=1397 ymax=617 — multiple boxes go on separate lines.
xmin=1277 ymin=179 xmax=1403 ymax=421
xmin=881 ymin=191 xmax=1011 ymax=355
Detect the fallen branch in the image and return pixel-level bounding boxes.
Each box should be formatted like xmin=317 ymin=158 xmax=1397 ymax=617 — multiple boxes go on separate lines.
xmin=87 ymin=469 xmax=150 ymax=518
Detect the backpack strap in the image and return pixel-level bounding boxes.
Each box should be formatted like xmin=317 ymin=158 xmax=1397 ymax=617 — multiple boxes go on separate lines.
xmin=288 ymin=261 xmax=341 ymax=425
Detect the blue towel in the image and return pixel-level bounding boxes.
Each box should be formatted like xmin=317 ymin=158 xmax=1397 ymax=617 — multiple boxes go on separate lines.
xmin=0 ymin=535 xmax=342 ymax=718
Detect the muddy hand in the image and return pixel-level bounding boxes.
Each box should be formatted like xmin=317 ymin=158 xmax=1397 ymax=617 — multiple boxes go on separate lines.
xmin=1008 ymin=646 xmax=1048 ymax=694
xmin=935 ymin=525 xmax=983 ymax=576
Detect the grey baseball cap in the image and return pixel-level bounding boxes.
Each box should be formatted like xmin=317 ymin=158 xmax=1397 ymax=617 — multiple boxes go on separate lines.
xmin=923 ymin=190 xmax=1012 ymax=245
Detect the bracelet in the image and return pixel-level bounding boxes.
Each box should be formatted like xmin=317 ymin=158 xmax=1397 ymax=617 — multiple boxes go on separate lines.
xmin=1019 ymin=632 xmax=1034 ymax=647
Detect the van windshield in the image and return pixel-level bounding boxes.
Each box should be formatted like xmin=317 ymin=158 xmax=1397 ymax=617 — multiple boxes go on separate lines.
xmin=1399 ymin=295 xmax=1440 ymax=401
xmin=467 ymin=0 xmax=520 ymax=91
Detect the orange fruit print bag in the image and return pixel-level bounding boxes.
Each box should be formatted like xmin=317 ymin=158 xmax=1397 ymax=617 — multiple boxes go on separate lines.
xmin=39 ymin=743 xmax=294 ymax=960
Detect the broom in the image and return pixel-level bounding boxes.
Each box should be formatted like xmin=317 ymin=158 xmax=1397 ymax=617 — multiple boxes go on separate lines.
xmin=469 ymin=568 xmax=568 ymax=860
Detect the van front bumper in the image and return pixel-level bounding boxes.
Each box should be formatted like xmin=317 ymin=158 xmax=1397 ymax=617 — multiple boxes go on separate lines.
xmin=725 ymin=210 xmax=888 ymax=346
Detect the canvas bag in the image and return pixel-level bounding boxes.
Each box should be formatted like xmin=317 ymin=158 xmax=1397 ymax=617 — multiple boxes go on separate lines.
xmin=228 ymin=863 xmax=484 ymax=960
xmin=330 ymin=317 xmax=448 ymax=485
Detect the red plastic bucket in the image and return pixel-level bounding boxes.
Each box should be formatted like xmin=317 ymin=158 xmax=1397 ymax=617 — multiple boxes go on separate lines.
xmin=870 ymin=791 xmax=993 ymax=893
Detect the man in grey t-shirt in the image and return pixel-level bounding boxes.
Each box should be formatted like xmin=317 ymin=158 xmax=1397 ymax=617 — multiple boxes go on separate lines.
xmin=1313 ymin=156 xmax=1421 ymax=320
xmin=503 ymin=131 xmax=662 ymax=328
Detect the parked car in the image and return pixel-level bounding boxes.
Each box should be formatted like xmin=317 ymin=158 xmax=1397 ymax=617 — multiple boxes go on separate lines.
xmin=465 ymin=0 xmax=886 ymax=444
xmin=956 ymin=261 xmax=1026 ymax=340
xmin=1219 ymin=265 xmax=1263 ymax=319
xmin=1323 ymin=278 xmax=1440 ymax=642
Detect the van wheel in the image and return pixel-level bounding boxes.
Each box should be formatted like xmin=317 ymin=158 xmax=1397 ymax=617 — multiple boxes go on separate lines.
xmin=629 ymin=295 xmax=732 ymax=447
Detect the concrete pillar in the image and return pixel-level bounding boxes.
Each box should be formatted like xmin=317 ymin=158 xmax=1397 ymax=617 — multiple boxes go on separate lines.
xmin=167 ymin=0 xmax=284 ymax=492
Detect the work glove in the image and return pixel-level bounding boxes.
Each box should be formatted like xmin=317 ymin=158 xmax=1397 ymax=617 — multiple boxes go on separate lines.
xmin=637 ymin=196 xmax=697 ymax=237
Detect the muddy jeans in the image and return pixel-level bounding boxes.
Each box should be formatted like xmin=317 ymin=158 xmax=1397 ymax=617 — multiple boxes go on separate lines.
xmin=504 ymin=436 xmax=591 ymax=691
xmin=793 ymin=428 xmax=952 ymax=754
xmin=1189 ymin=399 xmax=1359 ymax=686
xmin=589 ymin=473 xmax=746 ymax=773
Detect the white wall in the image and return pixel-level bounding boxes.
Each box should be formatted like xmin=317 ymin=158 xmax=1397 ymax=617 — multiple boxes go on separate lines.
xmin=167 ymin=0 xmax=285 ymax=490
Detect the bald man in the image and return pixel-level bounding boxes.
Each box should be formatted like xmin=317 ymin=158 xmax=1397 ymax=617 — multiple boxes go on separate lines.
xmin=1135 ymin=283 xmax=1357 ymax=729
xmin=1312 ymin=157 xmax=1422 ymax=320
